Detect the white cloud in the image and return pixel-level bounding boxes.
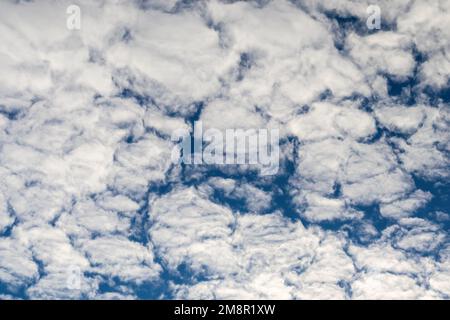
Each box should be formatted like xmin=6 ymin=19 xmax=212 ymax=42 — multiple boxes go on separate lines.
xmin=394 ymin=106 xmax=449 ymax=179
xmin=380 ymin=190 xmax=432 ymax=219
xmin=301 ymin=193 xmax=363 ymax=222
xmin=352 ymin=272 xmax=431 ymax=300
xmin=81 ymin=236 xmax=161 ymax=283
xmin=347 ymin=32 xmax=415 ymax=79
xmin=375 ymin=105 xmax=426 ymax=135
xmin=0 ymin=238 xmax=38 ymax=288
xmin=288 ymin=102 xmax=376 ymax=142
xmin=0 ymin=0 xmax=448 ymax=300
xmin=149 ymin=187 xmax=237 ymax=275
xmin=202 ymin=177 xmax=272 ymax=213
xmin=292 ymin=137 xmax=414 ymax=209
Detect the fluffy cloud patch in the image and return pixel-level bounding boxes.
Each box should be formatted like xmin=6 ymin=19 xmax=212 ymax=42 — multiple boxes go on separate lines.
xmin=0 ymin=0 xmax=448 ymax=300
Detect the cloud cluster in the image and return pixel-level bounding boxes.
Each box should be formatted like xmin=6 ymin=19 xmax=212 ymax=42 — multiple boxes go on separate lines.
xmin=0 ymin=0 xmax=448 ymax=299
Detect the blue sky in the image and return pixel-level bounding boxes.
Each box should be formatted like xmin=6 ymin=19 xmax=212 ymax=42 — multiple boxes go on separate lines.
xmin=0 ymin=0 xmax=449 ymax=299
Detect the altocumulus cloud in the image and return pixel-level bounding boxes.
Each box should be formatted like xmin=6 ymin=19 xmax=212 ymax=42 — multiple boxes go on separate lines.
xmin=0 ymin=0 xmax=449 ymax=299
